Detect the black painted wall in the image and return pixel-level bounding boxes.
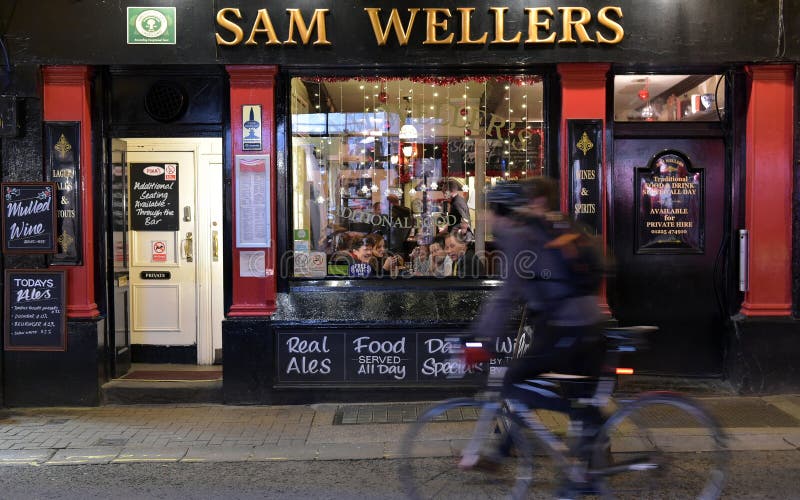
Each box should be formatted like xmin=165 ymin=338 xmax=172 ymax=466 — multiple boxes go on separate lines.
xmin=0 ymin=1 xmax=795 ymax=67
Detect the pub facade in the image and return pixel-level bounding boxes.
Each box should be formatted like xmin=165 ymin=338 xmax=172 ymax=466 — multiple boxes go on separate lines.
xmin=0 ymin=1 xmax=798 ymax=406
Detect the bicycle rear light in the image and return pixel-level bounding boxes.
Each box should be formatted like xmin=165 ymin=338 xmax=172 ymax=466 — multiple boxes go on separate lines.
xmin=616 ymin=367 xmax=634 ymax=375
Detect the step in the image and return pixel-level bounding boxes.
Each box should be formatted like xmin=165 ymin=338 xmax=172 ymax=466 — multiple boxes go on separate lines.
xmin=101 ymin=379 xmax=223 ymax=405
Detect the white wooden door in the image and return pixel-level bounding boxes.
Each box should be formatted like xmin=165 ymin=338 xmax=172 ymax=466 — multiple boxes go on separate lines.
xmin=127 ymin=143 xmax=197 ymax=346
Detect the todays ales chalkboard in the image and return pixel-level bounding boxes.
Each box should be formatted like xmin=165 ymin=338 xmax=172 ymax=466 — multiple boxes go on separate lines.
xmin=1 ymin=182 xmax=57 ymax=253
xmin=4 ymin=270 xmax=67 ymax=351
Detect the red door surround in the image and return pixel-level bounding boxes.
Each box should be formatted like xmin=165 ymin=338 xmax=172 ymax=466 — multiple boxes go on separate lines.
xmin=740 ymin=65 xmax=793 ymax=317
xmin=227 ymin=66 xmax=278 ymax=317
xmin=42 ymin=66 xmax=99 ymax=319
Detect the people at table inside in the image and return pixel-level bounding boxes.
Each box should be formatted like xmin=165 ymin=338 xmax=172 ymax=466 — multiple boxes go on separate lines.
xmin=368 ymin=232 xmax=404 ymax=277
xmin=445 ymin=233 xmax=485 ymax=278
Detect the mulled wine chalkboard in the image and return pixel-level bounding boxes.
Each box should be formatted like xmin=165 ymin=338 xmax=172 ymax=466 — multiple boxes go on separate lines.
xmin=4 ymin=269 xmax=67 ymax=351
xmin=130 ymin=162 xmax=179 ymax=231
xmin=1 ymin=182 xmax=58 ymax=253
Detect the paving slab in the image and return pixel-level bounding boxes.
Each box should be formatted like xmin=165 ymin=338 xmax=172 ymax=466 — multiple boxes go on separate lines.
xmin=317 ymin=442 xmax=386 ymax=460
xmin=0 ymin=449 xmax=55 ymax=465
xmin=249 ymin=444 xmax=318 ymax=461
xmin=46 ymin=447 xmax=121 ymax=465
xmin=183 ymin=446 xmax=254 ymax=462
xmin=112 ymin=447 xmax=188 ymax=463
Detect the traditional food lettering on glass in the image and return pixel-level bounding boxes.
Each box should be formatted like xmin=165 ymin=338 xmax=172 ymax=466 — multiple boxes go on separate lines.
xmin=277 ymin=331 xmax=346 ymax=382
xmin=4 ymin=270 xmax=67 ymax=351
xmin=568 ymin=120 xmax=602 ymax=234
xmin=636 ymin=151 xmax=704 ymax=253
xmin=346 ymin=332 xmax=415 ymax=381
xmin=130 ymin=163 xmax=179 ymax=231
xmin=1 ymin=182 xmax=57 ymax=253
xmin=45 ymin=122 xmax=82 ymax=264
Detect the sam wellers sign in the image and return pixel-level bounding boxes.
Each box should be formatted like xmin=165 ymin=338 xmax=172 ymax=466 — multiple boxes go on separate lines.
xmin=214 ymin=6 xmax=625 ymax=47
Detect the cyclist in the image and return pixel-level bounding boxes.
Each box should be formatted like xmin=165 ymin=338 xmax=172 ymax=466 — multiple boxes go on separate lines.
xmin=464 ymin=177 xmax=607 ymax=488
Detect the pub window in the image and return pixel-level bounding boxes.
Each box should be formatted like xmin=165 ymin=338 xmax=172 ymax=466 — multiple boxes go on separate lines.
xmin=290 ymin=76 xmax=544 ymax=279
xmin=614 ymin=75 xmax=725 ymax=122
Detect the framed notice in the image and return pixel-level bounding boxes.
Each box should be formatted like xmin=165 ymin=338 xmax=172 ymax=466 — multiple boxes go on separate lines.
xmin=567 ymin=120 xmax=602 ymax=235
xmin=1 ymin=182 xmax=57 ymax=254
xmin=45 ymin=121 xmax=83 ymax=265
xmin=636 ymin=150 xmax=704 ymax=254
xmin=4 ymin=269 xmax=67 ymax=351
xmin=242 ymin=105 xmax=262 ymax=151
xmin=235 ymin=154 xmax=270 ymax=248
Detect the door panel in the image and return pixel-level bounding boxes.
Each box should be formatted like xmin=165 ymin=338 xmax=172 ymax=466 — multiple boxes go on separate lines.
xmin=127 ymin=148 xmax=197 ymax=346
xmin=611 ymin=138 xmax=725 ymax=375
xmin=110 ymin=139 xmax=131 ymax=377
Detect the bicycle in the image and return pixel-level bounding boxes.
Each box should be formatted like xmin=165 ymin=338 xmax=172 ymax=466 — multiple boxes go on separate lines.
xmin=398 ymin=325 xmax=728 ymax=499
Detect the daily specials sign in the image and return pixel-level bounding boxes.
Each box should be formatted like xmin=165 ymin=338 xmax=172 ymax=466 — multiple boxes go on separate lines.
xmin=4 ymin=270 xmax=67 ymax=351
xmin=130 ymin=163 xmax=179 ymax=231
xmin=1 ymin=182 xmax=57 ymax=253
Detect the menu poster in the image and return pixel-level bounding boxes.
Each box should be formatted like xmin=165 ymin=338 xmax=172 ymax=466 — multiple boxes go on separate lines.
xmin=1 ymin=182 xmax=57 ymax=254
xmin=45 ymin=122 xmax=83 ymax=265
xmin=4 ymin=269 xmax=67 ymax=351
xmin=636 ymin=151 xmax=704 ymax=254
xmin=235 ymin=154 xmax=270 ymax=248
xmin=130 ymin=162 xmax=179 ymax=231
xmin=568 ymin=120 xmax=602 ymax=235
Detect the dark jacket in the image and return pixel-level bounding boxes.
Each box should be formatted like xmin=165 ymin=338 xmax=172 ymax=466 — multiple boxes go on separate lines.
xmin=473 ymin=213 xmax=602 ymax=340
xmin=450 ymin=247 xmax=485 ymax=278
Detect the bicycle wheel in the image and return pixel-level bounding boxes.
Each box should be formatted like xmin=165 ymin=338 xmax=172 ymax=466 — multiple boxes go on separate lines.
xmin=398 ymin=398 xmax=534 ymax=500
xmin=591 ymin=392 xmax=728 ymax=500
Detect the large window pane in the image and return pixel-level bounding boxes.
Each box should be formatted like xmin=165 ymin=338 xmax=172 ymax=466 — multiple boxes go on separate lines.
xmin=290 ymin=76 xmax=544 ymax=279
xmin=614 ymin=75 xmax=725 ymax=122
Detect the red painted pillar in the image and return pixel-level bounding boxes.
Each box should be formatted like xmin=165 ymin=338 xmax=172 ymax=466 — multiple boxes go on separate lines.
xmin=740 ymin=65 xmax=794 ymax=317
xmin=557 ymin=63 xmax=611 ymax=315
xmin=42 ymin=66 xmax=99 ymax=319
xmin=226 ymin=66 xmax=278 ymax=317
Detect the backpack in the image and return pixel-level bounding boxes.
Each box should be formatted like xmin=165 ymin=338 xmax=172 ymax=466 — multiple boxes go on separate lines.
xmin=542 ymin=215 xmax=605 ymax=296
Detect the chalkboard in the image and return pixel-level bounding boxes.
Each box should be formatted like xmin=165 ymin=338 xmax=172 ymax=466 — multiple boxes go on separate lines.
xmin=1 ymin=182 xmax=58 ymax=253
xmin=130 ymin=162 xmax=179 ymax=231
xmin=276 ymin=329 xmax=515 ymax=385
xmin=277 ymin=331 xmax=346 ymax=382
xmin=4 ymin=270 xmax=67 ymax=351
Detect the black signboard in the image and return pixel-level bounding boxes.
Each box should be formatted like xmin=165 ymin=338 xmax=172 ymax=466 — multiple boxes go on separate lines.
xmin=346 ymin=332 xmax=416 ymax=382
xmin=276 ymin=328 xmax=514 ymax=385
xmin=45 ymin=122 xmax=82 ymax=265
xmin=130 ymin=162 xmax=179 ymax=231
xmin=278 ymin=331 xmax=347 ymax=383
xmin=1 ymin=182 xmax=58 ymax=254
xmin=636 ymin=150 xmax=704 ymax=254
xmin=140 ymin=271 xmax=171 ymax=280
xmin=4 ymin=270 xmax=67 ymax=351
xmin=568 ymin=120 xmax=603 ymax=235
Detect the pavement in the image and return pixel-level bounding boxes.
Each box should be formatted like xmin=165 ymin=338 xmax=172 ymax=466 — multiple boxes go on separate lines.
xmin=0 ymin=392 xmax=797 ymax=467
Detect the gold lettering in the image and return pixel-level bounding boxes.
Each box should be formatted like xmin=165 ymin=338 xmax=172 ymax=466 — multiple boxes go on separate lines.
xmin=578 ymin=169 xmax=596 ymax=180
xmin=423 ymin=8 xmax=454 ymax=45
xmin=364 ymin=8 xmax=420 ymax=46
xmin=245 ymin=9 xmax=281 ymax=45
xmin=574 ymin=203 xmax=597 ymax=214
xmin=558 ymin=7 xmax=593 ymax=44
xmin=285 ymin=9 xmax=331 ymax=46
xmin=597 ymin=6 xmax=624 ymax=44
xmin=457 ymin=8 xmax=488 ymax=44
xmin=524 ymin=7 xmax=556 ymax=44
xmin=490 ymin=7 xmax=522 ymax=44
xmin=215 ymin=8 xmax=244 ymax=46
xmin=488 ymin=113 xmax=505 ymax=141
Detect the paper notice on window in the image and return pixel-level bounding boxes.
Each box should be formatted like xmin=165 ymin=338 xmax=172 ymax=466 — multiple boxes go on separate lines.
xmin=239 ymin=250 xmax=266 ymax=277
